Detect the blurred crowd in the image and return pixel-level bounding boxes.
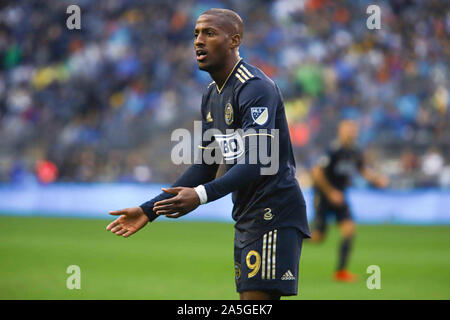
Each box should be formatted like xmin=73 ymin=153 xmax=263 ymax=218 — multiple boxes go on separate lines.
xmin=0 ymin=0 xmax=449 ymax=188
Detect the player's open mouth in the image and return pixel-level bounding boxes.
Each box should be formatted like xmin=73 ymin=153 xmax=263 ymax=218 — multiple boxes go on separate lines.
xmin=196 ymin=49 xmax=208 ymax=62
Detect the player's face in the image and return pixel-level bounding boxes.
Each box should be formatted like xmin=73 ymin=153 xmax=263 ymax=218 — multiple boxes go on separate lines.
xmin=194 ymin=15 xmax=230 ymax=72
xmin=339 ymin=121 xmax=359 ymax=145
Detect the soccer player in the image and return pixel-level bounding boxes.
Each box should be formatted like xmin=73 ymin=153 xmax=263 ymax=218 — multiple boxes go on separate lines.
xmin=106 ymin=8 xmax=310 ymax=300
xmin=310 ymin=120 xmax=389 ymax=282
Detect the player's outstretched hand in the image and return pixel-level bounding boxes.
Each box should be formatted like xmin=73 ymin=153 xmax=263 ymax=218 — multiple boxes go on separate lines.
xmin=153 ymin=187 xmax=200 ymax=219
xmin=106 ymin=207 xmax=149 ymax=238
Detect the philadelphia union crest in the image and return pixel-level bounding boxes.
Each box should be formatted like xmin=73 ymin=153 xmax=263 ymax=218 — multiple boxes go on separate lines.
xmin=225 ymin=103 xmax=234 ymax=125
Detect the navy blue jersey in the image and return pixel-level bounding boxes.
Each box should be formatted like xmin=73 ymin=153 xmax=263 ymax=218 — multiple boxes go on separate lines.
xmin=316 ymin=141 xmax=364 ymax=191
xmin=199 ymin=59 xmax=310 ymax=247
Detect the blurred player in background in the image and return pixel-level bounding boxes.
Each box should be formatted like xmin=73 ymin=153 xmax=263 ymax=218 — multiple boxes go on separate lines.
xmin=310 ymin=120 xmax=389 ymax=282
xmin=106 ymin=8 xmax=310 ymax=300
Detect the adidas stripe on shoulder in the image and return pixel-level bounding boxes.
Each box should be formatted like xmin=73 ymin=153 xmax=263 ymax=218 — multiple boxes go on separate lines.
xmin=235 ymin=65 xmax=255 ymax=84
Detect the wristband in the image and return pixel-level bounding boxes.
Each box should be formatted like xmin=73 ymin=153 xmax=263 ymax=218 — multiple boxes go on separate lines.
xmin=194 ymin=185 xmax=208 ymax=204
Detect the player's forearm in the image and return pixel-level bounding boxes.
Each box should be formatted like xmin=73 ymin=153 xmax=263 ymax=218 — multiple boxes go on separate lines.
xmin=140 ymin=163 xmax=219 ymax=221
xmin=202 ymin=161 xmax=261 ymax=202
xmin=361 ymin=168 xmax=388 ymax=188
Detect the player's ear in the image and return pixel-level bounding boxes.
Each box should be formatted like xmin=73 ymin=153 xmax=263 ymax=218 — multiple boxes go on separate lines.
xmin=229 ymin=34 xmax=241 ymax=49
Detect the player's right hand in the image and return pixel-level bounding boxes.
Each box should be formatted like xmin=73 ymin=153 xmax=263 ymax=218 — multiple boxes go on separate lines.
xmin=328 ymin=189 xmax=345 ymax=207
xmin=106 ymin=207 xmax=149 ymax=238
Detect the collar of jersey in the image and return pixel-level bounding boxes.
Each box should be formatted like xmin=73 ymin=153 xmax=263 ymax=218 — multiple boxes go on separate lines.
xmin=215 ymin=58 xmax=243 ymax=94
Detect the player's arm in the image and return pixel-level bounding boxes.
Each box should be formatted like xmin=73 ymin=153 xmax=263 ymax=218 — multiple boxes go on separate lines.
xmin=141 ymin=161 xmax=219 ymax=219
xmin=360 ymin=167 xmax=389 ymax=188
xmin=106 ymin=117 xmax=220 ymax=236
xmin=153 ymin=79 xmax=277 ymax=215
xmin=311 ymin=161 xmax=345 ymax=206
xmin=311 ymin=164 xmax=335 ymax=195
xmin=106 ymin=161 xmax=219 ymax=237
xmin=355 ymin=150 xmax=389 ymax=188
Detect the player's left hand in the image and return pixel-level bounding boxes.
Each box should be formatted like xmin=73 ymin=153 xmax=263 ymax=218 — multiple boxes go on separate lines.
xmin=153 ymin=187 xmax=200 ymax=218
xmin=106 ymin=206 xmax=149 ymax=238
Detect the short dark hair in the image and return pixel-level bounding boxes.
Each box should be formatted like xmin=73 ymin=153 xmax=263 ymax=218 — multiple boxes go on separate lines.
xmin=201 ymin=8 xmax=244 ymax=39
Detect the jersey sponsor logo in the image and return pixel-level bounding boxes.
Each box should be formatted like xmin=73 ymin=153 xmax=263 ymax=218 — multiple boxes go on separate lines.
xmin=213 ymin=131 xmax=244 ymax=161
xmin=251 ymin=107 xmax=269 ymax=126
xmin=172 ymin=121 xmax=280 ymax=175
xmin=281 ymin=270 xmax=295 ymax=280
xmin=224 ymin=103 xmax=234 ymax=125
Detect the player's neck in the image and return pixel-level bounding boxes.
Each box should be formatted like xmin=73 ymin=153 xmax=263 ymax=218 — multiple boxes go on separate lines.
xmin=340 ymin=139 xmax=355 ymax=148
xmin=210 ymin=55 xmax=241 ymax=90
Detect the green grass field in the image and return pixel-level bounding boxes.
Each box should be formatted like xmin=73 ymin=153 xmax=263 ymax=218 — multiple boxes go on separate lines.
xmin=0 ymin=216 xmax=449 ymax=300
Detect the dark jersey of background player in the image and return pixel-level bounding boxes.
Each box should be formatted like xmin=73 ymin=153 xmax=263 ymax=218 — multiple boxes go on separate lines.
xmin=140 ymin=58 xmax=311 ymax=246
xmin=315 ymin=140 xmax=364 ymax=195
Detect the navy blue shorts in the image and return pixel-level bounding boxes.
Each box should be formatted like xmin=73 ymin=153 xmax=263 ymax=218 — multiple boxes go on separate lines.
xmin=313 ymin=191 xmax=352 ymax=233
xmin=234 ymin=228 xmax=304 ymax=296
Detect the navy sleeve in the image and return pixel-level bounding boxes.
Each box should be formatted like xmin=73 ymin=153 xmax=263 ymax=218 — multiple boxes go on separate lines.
xmin=239 ymin=79 xmax=278 ymax=132
xmin=203 ymin=79 xmax=279 ymax=202
xmin=140 ymin=162 xmax=218 ymax=221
